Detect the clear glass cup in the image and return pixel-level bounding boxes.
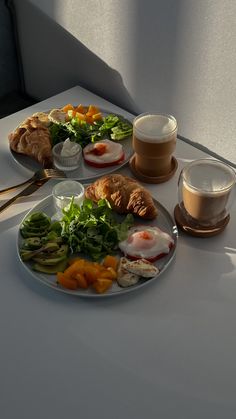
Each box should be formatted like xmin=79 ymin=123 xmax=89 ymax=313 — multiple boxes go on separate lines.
xmin=178 ymin=159 xmax=236 ymax=227
xmin=52 ymin=180 xmax=84 ymax=215
xmin=132 ymin=112 xmax=177 ymax=177
xmin=52 ymin=141 xmax=82 ymax=171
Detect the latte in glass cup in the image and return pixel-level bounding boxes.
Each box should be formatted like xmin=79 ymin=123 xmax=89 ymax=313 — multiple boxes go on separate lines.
xmin=180 ymin=159 xmax=236 ymax=226
xmin=132 ymin=113 xmax=177 ymax=178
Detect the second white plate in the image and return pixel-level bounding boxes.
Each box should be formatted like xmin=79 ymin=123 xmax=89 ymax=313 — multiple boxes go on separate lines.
xmin=10 ymin=108 xmax=134 ymax=182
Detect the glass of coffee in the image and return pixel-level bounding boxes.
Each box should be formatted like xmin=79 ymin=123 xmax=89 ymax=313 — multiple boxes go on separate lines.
xmin=178 ymin=159 xmax=236 ymax=228
xmin=132 ymin=112 xmax=178 ymax=181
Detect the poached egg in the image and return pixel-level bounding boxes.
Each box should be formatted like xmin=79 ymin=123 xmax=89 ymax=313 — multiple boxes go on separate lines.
xmin=83 ymin=139 xmax=124 ymax=167
xmin=119 ymin=226 xmax=174 ymax=261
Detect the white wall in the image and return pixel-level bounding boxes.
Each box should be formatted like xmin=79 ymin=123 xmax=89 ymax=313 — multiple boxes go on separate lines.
xmin=13 ymin=0 xmax=236 ymax=164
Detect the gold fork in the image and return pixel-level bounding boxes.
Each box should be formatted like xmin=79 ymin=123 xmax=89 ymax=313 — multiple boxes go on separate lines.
xmin=0 ymin=168 xmax=66 ymax=194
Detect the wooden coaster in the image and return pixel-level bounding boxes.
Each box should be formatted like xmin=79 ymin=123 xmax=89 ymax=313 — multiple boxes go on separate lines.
xmin=129 ymin=154 xmax=178 ymax=184
xmin=174 ymin=204 xmax=230 ymax=237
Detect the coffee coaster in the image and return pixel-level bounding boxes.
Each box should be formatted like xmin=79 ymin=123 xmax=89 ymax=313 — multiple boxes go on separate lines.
xmin=129 ymin=154 xmax=178 ymax=184
xmin=174 ymin=204 xmax=230 ymax=237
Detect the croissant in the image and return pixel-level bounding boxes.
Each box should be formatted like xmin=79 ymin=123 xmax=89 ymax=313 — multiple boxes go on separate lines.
xmin=8 ymin=115 xmax=52 ymax=168
xmin=85 ymin=174 xmax=158 ymax=220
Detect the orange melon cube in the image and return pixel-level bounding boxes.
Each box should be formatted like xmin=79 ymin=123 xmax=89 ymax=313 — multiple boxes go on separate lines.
xmin=75 ymin=104 xmax=85 ymax=114
xmin=84 ymin=264 xmax=101 ymax=284
xmin=62 ymin=103 xmax=75 ymax=113
xmin=92 ymin=112 xmax=102 ymax=121
xmin=57 ymin=272 xmax=78 ymax=290
xmin=86 ymin=105 xmax=100 ymax=116
xmin=75 ymin=273 xmax=89 ymax=289
xmin=75 ymin=112 xmax=86 ymax=121
xmin=92 ymin=278 xmax=113 ymax=294
xmin=64 ymin=259 xmax=86 ymax=279
xmin=99 ymin=267 xmax=117 ymax=280
xmin=103 ymin=255 xmax=119 ymax=271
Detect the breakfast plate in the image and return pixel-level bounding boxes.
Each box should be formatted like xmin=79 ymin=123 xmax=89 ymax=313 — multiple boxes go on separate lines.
xmin=17 ymin=195 xmax=178 ymax=298
xmin=10 ymin=108 xmax=134 ymax=182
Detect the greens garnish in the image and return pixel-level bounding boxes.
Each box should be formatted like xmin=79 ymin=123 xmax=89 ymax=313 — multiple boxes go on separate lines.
xmin=49 ymin=114 xmax=133 ymax=148
xmin=60 ymin=198 xmax=134 ymax=260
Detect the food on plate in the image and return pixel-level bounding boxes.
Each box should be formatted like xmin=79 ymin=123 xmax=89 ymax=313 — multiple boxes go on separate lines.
xmin=48 ymin=109 xmax=69 ymax=124
xmin=60 ymin=197 xmax=134 ymax=260
xmin=56 ymin=256 xmax=118 ymax=293
xmin=60 ymin=138 xmax=81 ymax=157
xmin=117 ymin=257 xmax=159 ymax=288
xmin=103 ymin=254 xmax=119 ymax=271
xmin=9 ymin=114 xmax=53 ymax=167
xmin=18 ymin=191 xmax=175 ymax=294
xmin=119 ymin=226 xmax=174 ymax=261
xmin=120 ymin=257 xmax=159 ymax=277
xmin=8 ymin=104 xmax=132 ymax=168
xmin=62 ymin=104 xmax=102 ymax=124
xmin=32 ymin=112 xmax=51 ymax=126
xmin=19 ymin=212 xmax=69 ymax=273
xmin=83 ymin=139 xmax=125 ymax=168
xmin=49 ymin=105 xmax=133 ymax=147
xmin=85 ymin=174 xmax=158 ymax=220
xmin=117 ymin=257 xmax=140 ymax=288
xmin=20 ymin=211 xmax=52 ymax=238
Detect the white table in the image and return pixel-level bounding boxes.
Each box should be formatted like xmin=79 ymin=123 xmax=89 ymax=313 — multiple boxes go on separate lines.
xmin=1 ymin=86 xmax=236 ymax=419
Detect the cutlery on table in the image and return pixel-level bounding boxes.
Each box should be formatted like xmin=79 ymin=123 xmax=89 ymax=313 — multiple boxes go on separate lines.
xmin=0 ymin=179 xmax=50 ymax=214
xmin=0 ymin=168 xmax=66 ymax=194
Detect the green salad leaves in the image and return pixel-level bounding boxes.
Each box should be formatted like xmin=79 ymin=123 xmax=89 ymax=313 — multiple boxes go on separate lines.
xmin=60 ymin=198 xmax=134 ymax=261
xmin=49 ymin=114 xmax=133 ymax=148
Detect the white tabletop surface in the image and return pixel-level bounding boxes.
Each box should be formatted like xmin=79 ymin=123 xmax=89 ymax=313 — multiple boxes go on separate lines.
xmin=1 ymin=86 xmax=236 ymax=419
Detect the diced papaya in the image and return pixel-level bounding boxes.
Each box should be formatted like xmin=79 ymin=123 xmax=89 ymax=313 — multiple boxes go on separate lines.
xmin=92 ymin=278 xmax=113 ymax=294
xmin=84 ymin=264 xmax=101 ymax=284
xmin=103 ymin=255 xmax=119 ymax=271
xmin=75 ymin=112 xmax=86 ymax=121
xmin=57 ymin=272 xmax=78 ymax=290
xmin=63 ymin=259 xmax=86 ymax=279
xmin=86 ymin=105 xmax=100 ymax=116
xmin=62 ymin=103 xmax=74 ymax=113
xmin=75 ymin=273 xmax=88 ymax=289
xmin=98 ymin=267 xmax=117 ymax=280
xmin=75 ymin=104 xmax=85 ymax=114
xmin=92 ymin=112 xmax=102 ymax=121
xmin=85 ymin=115 xmax=94 ymax=124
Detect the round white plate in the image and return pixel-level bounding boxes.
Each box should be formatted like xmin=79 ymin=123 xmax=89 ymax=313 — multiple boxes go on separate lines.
xmin=10 ymin=108 xmax=134 ymax=182
xmin=17 ymin=195 xmax=178 ymax=298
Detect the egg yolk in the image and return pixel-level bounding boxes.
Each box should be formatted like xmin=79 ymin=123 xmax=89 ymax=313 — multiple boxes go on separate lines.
xmin=89 ymin=143 xmax=107 ymax=156
xmin=128 ymin=230 xmax=156 ymax=250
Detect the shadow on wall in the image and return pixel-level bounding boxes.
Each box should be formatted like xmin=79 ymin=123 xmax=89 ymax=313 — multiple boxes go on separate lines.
xmin=14 ymin=0 xmax=138 ymax=114
xmin=132 ymin=0 xmax=180 ymax=114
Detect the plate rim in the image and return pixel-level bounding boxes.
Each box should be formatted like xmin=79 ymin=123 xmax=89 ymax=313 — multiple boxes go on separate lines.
xmin=16 ymin=194 xmax=178 ymax=299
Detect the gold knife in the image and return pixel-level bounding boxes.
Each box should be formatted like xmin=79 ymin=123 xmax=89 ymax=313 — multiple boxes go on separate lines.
xmin=0 ymin=179 xmax=49 ymax=214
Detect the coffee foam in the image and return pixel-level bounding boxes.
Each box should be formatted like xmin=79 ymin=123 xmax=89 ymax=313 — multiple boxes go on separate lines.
xmin=184 ymin=163 xmax=235 ymax=196
xmin=134 ymin=114 xmax=177 ymax=143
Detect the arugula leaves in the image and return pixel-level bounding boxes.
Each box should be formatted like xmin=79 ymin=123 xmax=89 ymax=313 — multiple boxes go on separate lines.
xmin=60 ymin=198 xmax=134 ymax=261
xmin=49 ymin=114 xmax=133 ymax=148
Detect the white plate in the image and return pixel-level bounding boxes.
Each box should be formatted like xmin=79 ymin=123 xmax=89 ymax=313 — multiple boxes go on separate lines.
xmin=10 ymin=108 xmax=134 ymax=182
xmin=17 ymin=195 xmax=178 ymax=298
